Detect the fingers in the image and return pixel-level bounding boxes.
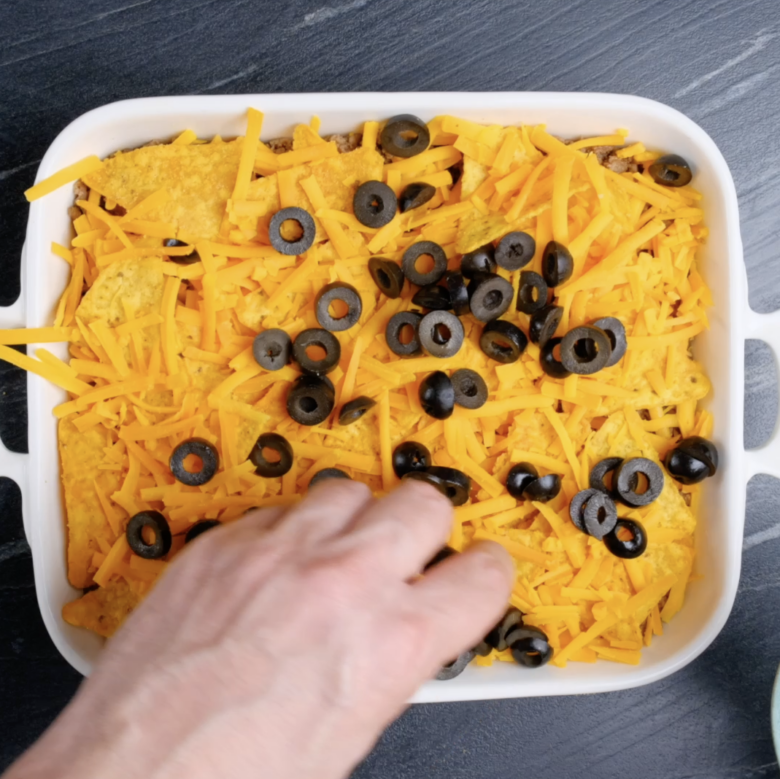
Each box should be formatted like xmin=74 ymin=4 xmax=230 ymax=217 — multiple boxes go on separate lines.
xmin=411 ymin=540 xmax=514 ymax=669
xmin=344 ymin=479 xmax=453 ymax=578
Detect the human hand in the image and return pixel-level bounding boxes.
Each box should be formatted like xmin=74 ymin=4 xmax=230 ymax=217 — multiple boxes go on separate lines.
xmin=6 ymin=479 xmax=513 ymax=779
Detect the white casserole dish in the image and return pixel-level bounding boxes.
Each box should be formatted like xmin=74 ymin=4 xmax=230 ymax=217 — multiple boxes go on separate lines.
xmin=5 ymin=92 xmax=775 ymax=703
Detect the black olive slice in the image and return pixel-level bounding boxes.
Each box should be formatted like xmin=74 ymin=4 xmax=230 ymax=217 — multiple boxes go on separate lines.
xmin=524 ymin=473 xmax=561 ymax=503
xmin=170 ymin=438 xmax=219 ymax=486
xmin=480 ymin=319 xmax=528 ymax=364
xmin=402 ymin=241 xmax=448 ymax=286
xmin=516 ymin=270 xmax=548 ymax=314
xmin=368 ymin=257 xmax=405 ymax=298
xmin=126 ymin=511 xmax=172 ymax=560
xmin=604 ymin=518 xmax=648 ymax=559
xmin=399 ymin=182 xmax=436 ymax=212
xmin=381 ymin=114 xmax=431 ymax=158
xmin=560 ymin=325 xmax=612 ymax=375
xmin=401 ymin=469 xmax=451 ymax=499
xmin=495 ymin=231 xmax=535 ymax=271
xmin=292 ymin=328 xmax=341 ymax=375
xmin=427 ymin=466 xmax=471 ymax=506
xmin=614 ymin=458 xmax=664 ymax=507
xmin=286 ymin=375 xmax=335 ymax=426
xmin=665 ymin=436 xmax=718 ymax=485
xmin=418 ymin=311 xmax=464 ymax=358
xmin=268 ymin=207 xmax=316 ymax=255
xmin=423 ymin=545 xmax=457 ymax=572
xmin=485 ymin=608 xmax=524 ymax=652
xmin=412 ymin=284 xmax=451 ymax=311
xmin=184 ymin=519 xmax=221 ymax=544
xmin=582 ymin=492 xmax=618 ymax=540
xmin=353 ymin=180 xmax=397 ymax=228
xmin=338 ymin=395 xmax=377 ymax=426
xmin=589 ymin=457 xmax=624 ymax=499
xmin=529 ymin=305 xmax=563 ymax=347
xmin=540 ymin=337 xmax=571 ymax=379
xmin=385 ymin=311 xmax=423 ymax=357
xmin=592 ymin=317 xmax=627 ymax=367
xmin=253 ymin=328 xmax=292 ymax=371
xmin=460 ymin=243 xmax=497 ymax=278
xmin=443 ymin=271 xmax=470 ymax=316
xmin=249 ymin=432 xmax=294 ymax=477
xmin=468 ymin=272 xmax=514 ymax=322
xmin=392 ymin=441 xmax=432 ymax=478
xmin=436 ymin=649 xmax=475 ymax=680
xmin=506 ymin=462 xmax=539 ymax=500
xmin=508 ymin=628 xmax=553 ymax=668
xmin=309 ymin=468 xmax=351 ymax=488
xmin=542 ymin=241 xmax=574 ymax=287
xmin=418 ymin=371 xmax=455 ymax=420
xmin=315 ymin=282 xmax=363 ymax=332
xmin=451 ymin=369 xmax=488 ymax=410
xmin=164 ymin=238 xmax=200 ymax=265
xmin=649 ymin=154 xmax=693 ymax=187
xmin=569 ymin=488 xmax=603 ymax=533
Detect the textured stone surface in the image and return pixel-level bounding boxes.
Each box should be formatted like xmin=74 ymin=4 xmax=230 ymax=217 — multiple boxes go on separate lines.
xmin=2 ymin=0 xmax=780 ymax=775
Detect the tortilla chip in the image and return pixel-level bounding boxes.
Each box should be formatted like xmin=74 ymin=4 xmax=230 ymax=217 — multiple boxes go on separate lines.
xmin=456 ymin=211 xmax=509 ymax=254
xmin=83 ymin=140 xmax=242 ymax=241
xmin=293 ymin=123 xmax=326 ymax=150
xmin=63 ymin=580 xmax=140 ymax=638
xmin=461 ymin=156 xmax=488 ymax=200
xmin=59 ymin=416 xmax=121 ymax=588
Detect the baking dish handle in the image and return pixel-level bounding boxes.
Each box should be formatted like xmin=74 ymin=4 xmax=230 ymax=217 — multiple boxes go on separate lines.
xmin=745 ymin=307 xmax=780 ymax=480
xmin=0 ymin=242 xmax=29 ymax=534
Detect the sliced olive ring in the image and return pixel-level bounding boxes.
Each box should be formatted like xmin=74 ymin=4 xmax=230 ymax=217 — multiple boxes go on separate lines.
xmin=418 ymin=310 xmax=464 ymax=358
xmin=427 ymin=466 xmax=471 ymax=507
xmin=164 ymin=238 xmax=200 ymax=265
xmin=368 ymin=257 xmax=405 ymax=299
xmin=480 ymin=319 xmax=528 ymax=364
xmin=385 ymin=311 xmax=423 ymax=357
xmin=309 ymin=468 xmax=351 ymax=488
xmin=436 ymin=649 xmax=475 ymax=681
xmin=443 ymin=271 xmax=470 ymax=316
xmin=126 ymin=511 xmax=172 ymax=560
xmin=529 ymin=304 xmax=563 ymax=347
xmin=418 ymin=370 xmax=455 ymax=420
xmin=402 ymin=241 xmax=448 ymax=286
xmin=392 ymin=441 xmax=432 ymax=478
xmin=268 ymin=207 xmax=316 ymax=256
xmin=508 ymin=628 xmax=553 ymax=668
xmin=250 ymin=432 xmax=294 ymax=477
xmin=412 ymin=284 xmax=451 ymax=311
xmin=380 ymin=114 xmax=430 ymax=158
xmin=286 ymin=375 xmax=335 ymax=426
xmin=569 ymin=488 xmax=603 ymax=533
xmin=460 ymin=243 xmax=497 ymax=278
xmin=604 ymin=518 xmax=648 ymax=559
xmin=423 ymin=545 xmax=457 ymax=572
xmin=582 ymin=492 xmax=618 ymax=540
xmin=468 ymin=272 xmax=514 ymax=322
xmin=542 ymin=241 xmax=574 ymax=287
xmin=517 ymin=270 xmax=548 ymax=314
xmin=485 ymin=608 xmax=523 ymax=652
xmin=649 ymin=154 xmax=692 ymax=187
xmin=589 ymin=457 xmax=624 ymax=499
xmin=665 ymin=436 xmax=718 ymax=485
xmin=402 ymin=469 xmax=451 ymax=499
xmin=399 ymin=182 xmax=436 ymax=212
xmin=524 ymin=473 xmax=562 ymax=503
xmin=315 ymin=282 xmax=363 ymax=332
xmin=253 ymin=328 xmax=292 ymax=371
xmin=495 ymin=231 xmax=535 ymax=271
xmin=451 ymin=368 xmax=488 ymax=410
xmin=540 ymin=337 xmax=571 ymax=379
xmin=184 ymin=519 xmax=221 ymax=544
xmin=338 ymin=395 xmax=376 ymax=426
xmin=292 ymin=328 xmax=341 ymax=375
xmin=614 ymin=457 xmax=664 ymax=507
xmin=506 ymin=462 xmax=539 ymax=499
xmin=353 ymin=180 xmax=397 ymax=228
xmin=170 ymin=438 xmax=219 ymax=486
xmin=560 ymin=325 xmax=612 ymax=375
xmin=592 ymin=317 xmax=627 ymax=367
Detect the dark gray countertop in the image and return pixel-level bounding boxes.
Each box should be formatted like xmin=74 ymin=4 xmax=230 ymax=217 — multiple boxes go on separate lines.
xmin=2 ymin=1 xmax=780 ymax=776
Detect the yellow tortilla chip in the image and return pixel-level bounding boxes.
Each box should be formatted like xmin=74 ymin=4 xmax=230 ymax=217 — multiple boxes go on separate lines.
xmin=456 ymin=211 xmax=509 ymax=254
xmin=83 ymin=140 xmax=242 ymax=241
xmin=461 ymin=156 xmax=488 ymax=200
xmin=63 ymin=579 xmax=140 ymax=638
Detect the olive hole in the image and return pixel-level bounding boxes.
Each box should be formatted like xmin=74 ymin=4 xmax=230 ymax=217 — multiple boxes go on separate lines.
xmin=377 ymin=268 xmax=391 ymax=287
xmin=616 ymin=526 xmax=635 ymax=542
xmin=432 ymin=323 xmax=451 ymax=345
xmin=398 ymin=129 xmax=419 ymax=146
xmin=182 ymin=453 xmax=204 ymax=474
xmin=305 ymin=343 xmax=328 ymax=361
xmin=328 ymin=299 xmax=349 ymax=320
xmin=462 ymin=380 xmax=477 ymax=397
xmin=492 ymin=336 xmax=514 ymax=356
xmin=398 ymin=324 xmax=415 ymax=345
xmin=299 ymin=396 xmax=318 ymax=413
xmin=261 ymin=446 xmax=282 ymax=464
xmin=604 ymin=330 xmax=617 ymax=350
xmin=279 ymin=218 xmax=304 ymax=243
xmin=632 ymin=472 xmax=650 ymax=495
xmin=664 ymin=168 xmax=680 ymax=181
xmin=595 ymin=506 xmax=609 ymax=524
xmin=446 ymin=486 xmax=457 ymax=498
xmin=574 ymin=337 xmax=598 ymax=362
xmin=483 ymin=289 xmax=503 ymax=311
xmin=414 ymin=253 xmax=435 ymax=274
xmin=266 ymin=344 xmax=281 ymax=358
xmin=368 ymin=196 xmax=383 ymax=215
xmin=521 ymin=286 xmax=540 ymax=305
xmin=141 ymin=526 xmax=157 ymax=545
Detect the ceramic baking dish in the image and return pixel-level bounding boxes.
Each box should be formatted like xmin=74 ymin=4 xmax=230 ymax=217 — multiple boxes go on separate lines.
xmin=4 ymin=92 xmax=774 ymax=703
